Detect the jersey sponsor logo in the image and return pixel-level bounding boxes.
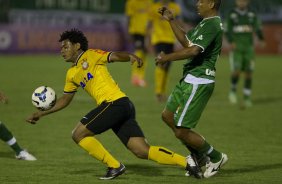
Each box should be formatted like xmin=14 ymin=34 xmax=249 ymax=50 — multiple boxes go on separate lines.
xmin=82 ymin=60 xmax=89 ymax=70
xmin=80 ymin=72 xmax=94 ymax=89
xmin=233 ymin=25 xmax=253 ymax=33
xmin=196 ymin=35 xmax=203 ymax=41
xmin=205 ymin=69 xmax=215 ymax=77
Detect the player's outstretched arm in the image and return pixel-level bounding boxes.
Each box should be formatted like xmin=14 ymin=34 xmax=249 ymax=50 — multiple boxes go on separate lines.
xmin=159 ymin=7 xmax=188 ymax=48
xmin=26 ymin=93 xmax=75 ymax=124
xmin=109 ymin=52 xmax=143 ymax=68
xmin=155 ymin=45 xmax=201 ymax=64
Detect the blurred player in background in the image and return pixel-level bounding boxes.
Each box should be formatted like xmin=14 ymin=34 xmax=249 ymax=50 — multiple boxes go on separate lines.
xmin=147 ymin=0 xmax=181 ymax=102
xmin=0 ymin=90 xmax=36 ymax=161
xmin=155 ymin=0 xmax=228 ymax=178
xmin=225 ymin=0 xmax=265 ymax=107
xmin=125 ymin=0 xmax=153 ymax=87
xmin=26 ymin=29 xmax=202 ymax=180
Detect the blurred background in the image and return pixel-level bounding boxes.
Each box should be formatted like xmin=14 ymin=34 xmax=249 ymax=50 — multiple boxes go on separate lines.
xmin=0 ymin=0 xmax=281 ymax=55
xmin=1 ymin=1 xmax=282 ymax=183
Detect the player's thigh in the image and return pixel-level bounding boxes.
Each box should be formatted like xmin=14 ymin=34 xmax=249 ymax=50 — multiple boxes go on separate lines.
xmin=112 ymin=118 xmax=145 ymax=146
xmin=174 ymin=82 xmax=214 ymax=128
xmin=132 ymin=34 xmax=145 ymax=50
xmin=80 ymin=100 xmax=127 ymax=135
xmin=109 ymin=98 xmax=145 ymax=146
xmin=242 ymin=49 xmax=255 ymax=72
xmin=230 ymin=50 xmax=243 ymax=71
xmin=165 ymin=81 xmax=184 ymax=113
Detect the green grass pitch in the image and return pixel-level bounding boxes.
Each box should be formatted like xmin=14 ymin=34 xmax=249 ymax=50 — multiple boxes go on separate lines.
xmin=0 ymin=54 xmax=282 ymax=184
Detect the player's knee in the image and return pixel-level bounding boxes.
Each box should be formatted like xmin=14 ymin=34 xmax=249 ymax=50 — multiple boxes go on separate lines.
xmin=71 ymin=129 xmax=80 ymax=143
xmin=71 ymin=122 xmax=94 ymax=144
xmin=71 ymin=128 xmax=87 ymax=144
xmin=161 ymin=111 xmax=169 ymax=122
xmin=132 ymin=148 xmax=148 ymax=159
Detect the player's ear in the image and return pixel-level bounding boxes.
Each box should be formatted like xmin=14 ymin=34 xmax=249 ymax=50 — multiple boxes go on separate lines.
xmin=75 ymin=43 xmax=81 ymax=51
xmin=209 ymin=0 xmax=215 ymax=9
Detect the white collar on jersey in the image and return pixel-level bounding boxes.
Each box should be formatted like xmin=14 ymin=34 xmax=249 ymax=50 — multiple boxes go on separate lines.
xmin=75 ymin=51 xmax=85 ymax=66
xmin=202 ymin=16 xmax=221 ymax=21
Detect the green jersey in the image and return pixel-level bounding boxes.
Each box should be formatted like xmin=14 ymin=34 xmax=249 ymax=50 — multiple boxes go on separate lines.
xmin=183 ymin=16 xmax=223 ymax=80
xmin=225 ymin=8 xmax=264 ymax=50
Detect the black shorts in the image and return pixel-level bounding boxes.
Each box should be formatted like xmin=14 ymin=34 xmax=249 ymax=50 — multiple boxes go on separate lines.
xmin=131 ymin=34 xmax=145 ymax=50
xmin=154 ymin=43 xmax=174 ymax=70
xmin=80 ymin=97 xmax=145 ymax=146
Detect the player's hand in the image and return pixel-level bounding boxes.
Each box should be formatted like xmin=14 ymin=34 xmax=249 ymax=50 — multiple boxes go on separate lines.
xmin=158 ymin=7 xmax=174 ymax=21
xmin=129 ymin=54 xmax=143 ymax=68
xmin=26 ymin=112 xmax=42 ymax=124
xmin=155 ymin=51 xmax=167 ymax=65
xmin=0 ymin=91 xmax=8 ymax=104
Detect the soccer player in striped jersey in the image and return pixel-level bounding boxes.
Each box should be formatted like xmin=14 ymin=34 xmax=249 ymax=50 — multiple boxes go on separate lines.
xmin=225 ymin=0 xmax=265 ymax=107
xmin=147 ymin=0 xmax=181 ymax=102
xmin=0 ymin=91 xmax=36 ymax=161
xmin=155 ymin=0 xmax=228 ymax=178
xmin=26 ymin=29 xmax=202 ymax=180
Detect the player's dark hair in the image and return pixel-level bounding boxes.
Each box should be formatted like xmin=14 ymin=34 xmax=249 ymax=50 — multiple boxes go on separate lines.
xmin=59 ymin=28 xmax=88 ymax=51
xmin=213 ymin=0 xmax=221 ymax=10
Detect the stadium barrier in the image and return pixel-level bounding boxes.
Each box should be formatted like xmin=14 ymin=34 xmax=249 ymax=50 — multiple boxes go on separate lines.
xmin=0 ymin=23 xmax=129 ymax=54
xmin=0 ymin=24 xmax=281 ymax=55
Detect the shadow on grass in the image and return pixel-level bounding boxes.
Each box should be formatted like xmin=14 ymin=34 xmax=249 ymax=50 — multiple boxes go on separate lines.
xmin=253 ymin=96 xmax=282 ymax=105
xmin=125 ymin=164 xmax=165 ymax=176
xmin=0 ymin=151 xmax=13 ymax=159
xmin=224 ymin=163 xmax=282 ymax=174
xmin=67 ymin=163 xmax=165 ymax=180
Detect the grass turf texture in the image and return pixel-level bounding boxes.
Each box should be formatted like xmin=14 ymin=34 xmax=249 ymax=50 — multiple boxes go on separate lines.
xmin=0 ymin=54 xmax=282 ymax=184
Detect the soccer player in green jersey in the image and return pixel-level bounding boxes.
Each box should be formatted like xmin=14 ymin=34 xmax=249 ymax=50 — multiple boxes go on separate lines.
xmin=225 ymin=0 xmax=265 ymax=107
xmin=0 ymin=90 xmax=36 ymax=161
xmin=155 ymin=0 xmax=228 ymax=178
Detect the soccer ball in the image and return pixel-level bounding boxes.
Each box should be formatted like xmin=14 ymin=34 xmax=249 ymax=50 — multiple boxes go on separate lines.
xmin=31 ymin=86 xmax=56 ymax=111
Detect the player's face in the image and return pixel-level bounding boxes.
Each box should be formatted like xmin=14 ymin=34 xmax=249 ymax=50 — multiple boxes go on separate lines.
xmin=60 ymin=40 xmax=79 ymax=63
xmin=236 ymin=0 xmax=249 ymax=10
xmin=196 ymin=0 xmax=212 ymax=17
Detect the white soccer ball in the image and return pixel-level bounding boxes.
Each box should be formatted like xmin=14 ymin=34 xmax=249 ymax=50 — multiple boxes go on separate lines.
xmin=31 ymin=86 xmax=56 ymax=111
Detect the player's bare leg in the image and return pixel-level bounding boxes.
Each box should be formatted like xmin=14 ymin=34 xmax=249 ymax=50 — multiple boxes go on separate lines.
xmin=127 ymin=137 xmax=203 ymax=179
xmin=161 ymin=109 xmax=227 ymax=178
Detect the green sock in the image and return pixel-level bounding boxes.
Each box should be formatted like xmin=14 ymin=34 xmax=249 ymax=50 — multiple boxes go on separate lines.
xmin=0 ymin=122 xmax=23 ymax=155
xmin=198 ymin=141 xmax=222 ymax=163
xmin=184 ymin=143 xmax=205 ymax=160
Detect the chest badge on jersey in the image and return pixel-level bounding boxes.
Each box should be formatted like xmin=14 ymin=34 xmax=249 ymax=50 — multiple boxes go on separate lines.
xmin=82 ymin=60 xmax=89 ymax=70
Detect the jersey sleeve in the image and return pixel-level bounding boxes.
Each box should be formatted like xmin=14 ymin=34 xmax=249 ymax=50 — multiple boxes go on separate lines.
xmin=63 ymin=69 xmax=79 ymax=93
xmin=254 ymin=14 xmax=264 ymax=41
xmin=225 ymin=12 xmax=234 ymax=43
xmin=90 ymin=49 xmax=111 ymax=64
xmin=193 ymin=22 xmax=221 ymax=52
